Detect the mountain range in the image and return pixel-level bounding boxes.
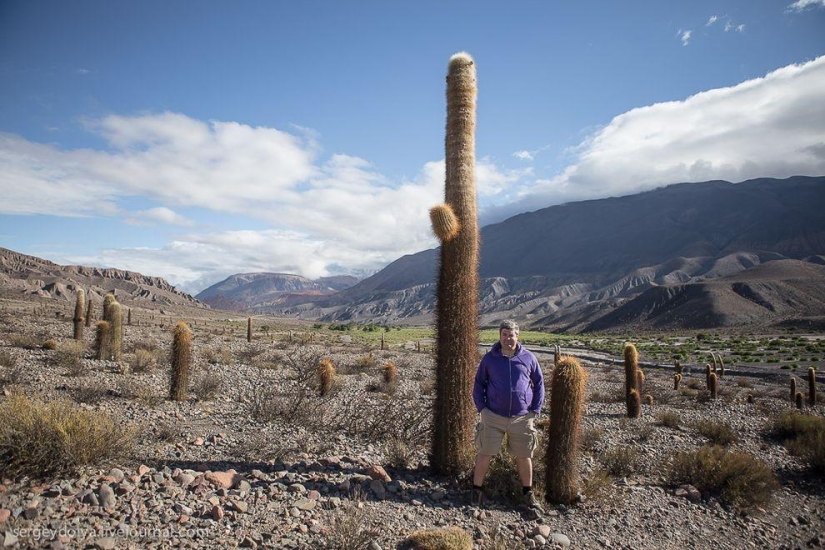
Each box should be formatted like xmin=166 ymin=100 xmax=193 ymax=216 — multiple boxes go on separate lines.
xmin=224 ymin=175 xmax=825 ymax=331
xmin=3 ymin=175 xmax=825 ymax=332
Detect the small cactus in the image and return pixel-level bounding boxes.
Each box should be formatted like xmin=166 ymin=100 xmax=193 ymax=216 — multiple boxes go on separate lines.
xmin=380 ymin=331 xmax=386 ymax=351
xmin=674 ymin=360 xmax=683 ymax=375
xmin=108 ymin=301 xmax=123 ymax=362
xmin=796 ymin=391 xmax=804 ymax=410
xmin=94 ymin=321 xmax=111 ymax=360
xmin=127 ymin=308 xmax=132 ymax=326
xmin=791 ymin=376 xmax=797 ymax=403
xmin=623 ymin=343 xmax=640 ymax=418
xmin=643 ymin=394 xmax=654 ymax=406
xmin=809 ymin=367 xmax=817 ymax=406
xmin=636 ymin=369 xmax=646 ymax=395
xmin=317 ymin=359 xmax=336 ymax=397
xmin=72 ymin=289 xmax=85 ymax=340
xmin=382 ymin=362 xmax=397 ymax=385
xmin=709 ymin=372 xmax=718 ymax=400
xmin=545 ymin=356 xmax=588 ymax=504
xmin=429 ymin=203 xmax=460 ymax=241
xmin=674 ymin=373 xmax=682 ymax=390
xmin=169 ymin=321 xmax=192 ymax=401
xmin=247 ymin=317 xmax=252 ymax=343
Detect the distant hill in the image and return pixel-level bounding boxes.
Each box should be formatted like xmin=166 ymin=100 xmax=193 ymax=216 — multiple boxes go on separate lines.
xmin=0 ymin=247 xmax=204 ymax=309
xmin=195 ymin=272 xmax=359 ymax=312
xmin=256 ymin=176 xmax=825 ymax=331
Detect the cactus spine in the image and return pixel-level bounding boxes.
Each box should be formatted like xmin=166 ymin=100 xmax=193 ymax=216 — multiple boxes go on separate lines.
xmin=709 ymin=372 xmax=718 ymax=400
xmin=247 ymin=317 xmax=252 ymax=343
xmin=85 ymin=298 xmax=93 ymax=328
xmin=545 ymin=356 xmax=588 ymax=504
xmin=94 ymin=321 xmax=111 ymax=360
xmin=169 ymin=321 xmax=192 ymax=401
xmin=73 ymin=289 xmax=85 ymax=340
xmin=430 ymin=52 xmax=479 ymax=475
xmin=623 ymin=343 xmax=641 ymax=418
xmin=429 ymin=203 xmax=460 ymax=241
xmin=809 ymin=367 xmax=817 ymax=406
xmin=317 ymin=359 xmax=336 ymax=397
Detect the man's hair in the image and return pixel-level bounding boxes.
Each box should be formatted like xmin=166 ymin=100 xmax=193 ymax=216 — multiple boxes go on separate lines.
xmin=499 ymin=319 xmax=519 ymax=333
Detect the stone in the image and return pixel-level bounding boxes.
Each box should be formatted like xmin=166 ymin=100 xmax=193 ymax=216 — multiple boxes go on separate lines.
xmin=205 ymin=470 xmax=241 ymax=489
xmin=370 ymin=480 xmax=386 ymax=499
xmin=0 ymin=509 xmax=9 ymax=523
xmin=211 ymin=505 xmax=224 ymax=520
xmin=288 ymin=483 xmax=307 ymax=493
xmin=531 ymin=525 xmax=552 ymax=538
xmin=174 ymin=473 xmax=196 ymax=486
xmin=98 ymin=484 xmax=117 ymax=510
xmin=94 ymin=537 xmax=117 ymax=550
xmin=108 ymin=468 xmax=125 ymax=483
xmin=295 ymin=499 xmax=317 ymax=511
xmin=550 ymin=533 xmax=571 ymax=548
xmin=193 ymin=437 xmax=205 ymax=446
xmin=137 ymin=465 xmax=151 ymax=476
xmin=3 ymin=532 xmax=18 ymax=547
xmin=231 ymin=501 xmax=249 ymax=513
xmin=366 ymin=465 xmax=392 ymax=482
xmin=307 ymin=490 xmax=321 ymax=500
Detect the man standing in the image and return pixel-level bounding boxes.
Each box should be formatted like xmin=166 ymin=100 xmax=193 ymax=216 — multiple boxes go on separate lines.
xmin=472 ymin=320 xmax=545 ymax=512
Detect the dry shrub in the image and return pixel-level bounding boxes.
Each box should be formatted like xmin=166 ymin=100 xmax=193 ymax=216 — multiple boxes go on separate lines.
xmin=326 ymin=502 xmax=376 ymax=550
xmin=202 ymin=346 xmax=233 ymax=365
xmin=399 ymin=527 xmax=472 ymax=550
xmin=0 ymin=392 xmax=134 ymax=479
xmin=386 ymin=437 xmax=417 ymax=470
xmin=53 ymin=340 xmax=87 ymax=376
xmin=0 ymin=349 xmax=15 ymax=368
xmin=600 ymin=445 xmax=640 ymax=477
xmin=191 ymin=370 xmax=222 ymax=401
xmin=42 ymin=339 xmax=58 ymax=350
xmin=352 ymin=352 xmax=377 ymax=373
xmin=581 ymin=468 xmax=612 ymax=501
xmin=9 ymin=334 xmax=39 ymax=350
xmin=772 ymin=411 xmax=825 ymax=472
xmin=667 ymin=445 xmax=778 ymax=508
xmin=72 ymin=382 xmax=108 ymax=405
xmin=236 ymin=346 xmax=265 ymax=365
xmin=580 ymin=427 xmax=605 ymax=454
xmin=656 ymin=411 xmax=682 ymax=428
xmin=694 ymin=419 xmax=738 ymax=446
xmin=128 ymin=348 xmax=158 ymax=374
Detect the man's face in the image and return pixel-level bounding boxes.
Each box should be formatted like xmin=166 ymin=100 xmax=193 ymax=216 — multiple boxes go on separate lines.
xmin=499 ymin=328 xmax=518 ymax=352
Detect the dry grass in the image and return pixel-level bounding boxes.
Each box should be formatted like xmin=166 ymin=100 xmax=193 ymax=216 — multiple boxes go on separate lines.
xmin=667 ymin=445 xmax=778 ymax=508
xmin=694 ymin=419 xmax=738 ymax=446
xmin=656 ymin=411 xmax=682 ymax=428
xmin=600 ymin=445 xmax=640 ymax=477
xmin=772 ymin=411 xmax=825 ymax=472
xmin=0 ymin=392 xmax=135 ymax=479
xmin=53 ymin=340 xmax=87 ymax=376
xmin=399 ymin=527 xmax=472 ymax=550
xmin=191 ymin=369 xmax=222 ymax=401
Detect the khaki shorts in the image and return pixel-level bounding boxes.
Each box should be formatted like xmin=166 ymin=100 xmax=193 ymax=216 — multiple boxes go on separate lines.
xmin=475 ymin=408 xmax=539 ymax=458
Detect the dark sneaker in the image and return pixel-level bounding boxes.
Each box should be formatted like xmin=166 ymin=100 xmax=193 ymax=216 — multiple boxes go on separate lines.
xmin=523 ymin=491 xmax=544 ymax=514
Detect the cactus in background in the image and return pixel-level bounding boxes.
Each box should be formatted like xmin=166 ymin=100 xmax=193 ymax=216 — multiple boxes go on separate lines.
xmin=636 ymin=369 xmax=646 ymax=396
xmin=545 ymin=356 xmax=588 ymax=504
xmin=709 ymin=372 xmax=718 ymax=400
xmin=791 ymin=376 xmax=797 ymax=403
xmin=796 ymin=391 xmax=804 ymax=410
xmin=710 ymin=353 xmax=718 ymax=373
xmin=380 ymin=331 xmax=385 ymax=351
xmin=85 ymin=298 xmax=93 ymax=328
xmin=127 ymin=308 xmax=132 ymax=326
xmin=430 ymin=52 xmax=480 ymax=475
xmin=108 ymin=301 xmax=123 ymax=362
xmin=94 ymin=321 xmax=111 ymax=360
xmin=317 ymin=359 xmax=336 ymax=397
xmin=554 ymin=344 xmax=561 ymax=367
xmin=674 ymin=360 xmax=683 ymax=375
xmin=247 ymin=317 xmax=252 ymax=343
xmin=674 ymin=373 xmax=682 ymax=390
xmin=623 ymin=343 xmax=640 ymax=418
xmin=382 ymin=361 xmax=398 ymax=385
xmin=705 ymin=364 xmax=712 ymax=389
xmin=429 ymin=203 xmax=460 ymax=242
xmin=73 ymin=289 xmax=85 ymax=340
xmin=102 ymin=294 xmax=116 ymax=322
xmin=643 ymin=394 xmax=654 ymax=406
xmin=169 ymin=321 xmax=192 ymax=401
xmin=716 ymin=353 xmax=725 ymax=378
xmin=809 ymin=367 xmax=817 ymax=406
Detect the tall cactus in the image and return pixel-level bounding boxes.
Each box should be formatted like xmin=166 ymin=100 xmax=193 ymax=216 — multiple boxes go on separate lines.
xmin=73 ymin=289 xmax=85 ymax=340
xmin=247 ymin=317 xmax=252 ymax=343
xmin=170 ymin=321 xmax=192 ymax=401
xmin=85 ymin=298 xmax=93 ymax=328
xmin=545 ymin=356 xmax=588 ymax=504
xmin=108 ymin=301 xmax=123 ymax=362
xmin=809 ymin=367 xmax=817 ymax=406
xmin=709 ymin=372 xmax=718 ymax=400
xmin=623 ymin=343 xmax=641 ymax=418
xmin=430 ymin=52 xmax=479 ymax=475
xmin=94 ymin=321 xmax=111 ymax=360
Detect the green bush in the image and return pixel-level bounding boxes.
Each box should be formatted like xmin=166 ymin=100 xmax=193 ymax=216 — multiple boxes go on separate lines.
xmin=772 ymin=411 xmax=825 ymax=472
xmin=0 ymin=393 xmax=134 ymax=479
xmin=667 ymin=445 xmax=777 ymax=508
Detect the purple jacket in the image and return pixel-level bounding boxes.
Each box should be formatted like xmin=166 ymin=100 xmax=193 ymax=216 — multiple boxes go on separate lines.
xmin=473 ymin=342 xmax=544 ymax=417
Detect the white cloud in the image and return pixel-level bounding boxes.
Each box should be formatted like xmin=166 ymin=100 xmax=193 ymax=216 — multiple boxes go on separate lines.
xmin=126 ymin=207 xmax=194 ymax=227
xmin=736 ymin=24 xmax=745 ymax=32
xmin=706 ymin=15 xmax=719 ymax=26
xmin=513 ymin=150 xmax=534 ymax=161
xmin=483 ymin=56 xmax=825 ymax=223
xmin=787 ymin=0 xmax=825 ymax=11
xmin=679 ymin=29 xmax=692 ymax=46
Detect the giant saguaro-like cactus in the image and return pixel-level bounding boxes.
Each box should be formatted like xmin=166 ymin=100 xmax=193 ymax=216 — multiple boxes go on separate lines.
xmin=430 ymin=52 xmax=479 ymax=475
xmin=624 ymin=343 xmax=641 ymax=418
xmin=170 ymin=321 xmax=193 ymax=401
xmin=73 ymin=289 xmax=85 ymax=341
xmin=545 ymin=356 xmax=588 ymax=504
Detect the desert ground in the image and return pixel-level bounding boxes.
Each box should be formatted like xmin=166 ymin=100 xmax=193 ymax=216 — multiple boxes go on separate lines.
xmin=0 ymin=295 xmax=823 ymax=549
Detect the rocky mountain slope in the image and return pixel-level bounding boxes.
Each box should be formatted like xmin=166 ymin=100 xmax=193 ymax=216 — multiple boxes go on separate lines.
xmin=196 ymin=273 xmax=358 ymax=312
xmin=0 ymin=247 xmax=204 ymax=309
xmin=259 ymin=176 xmax=825 ymax=331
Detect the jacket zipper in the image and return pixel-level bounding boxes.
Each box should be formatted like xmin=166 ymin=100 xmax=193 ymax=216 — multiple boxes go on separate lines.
xmin=508 ymin=353 xmax=513 ymax=417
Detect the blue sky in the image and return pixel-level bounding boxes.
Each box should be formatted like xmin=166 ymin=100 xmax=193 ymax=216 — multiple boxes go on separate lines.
xmin=1 ymin=1 xmax=824 ymax=294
